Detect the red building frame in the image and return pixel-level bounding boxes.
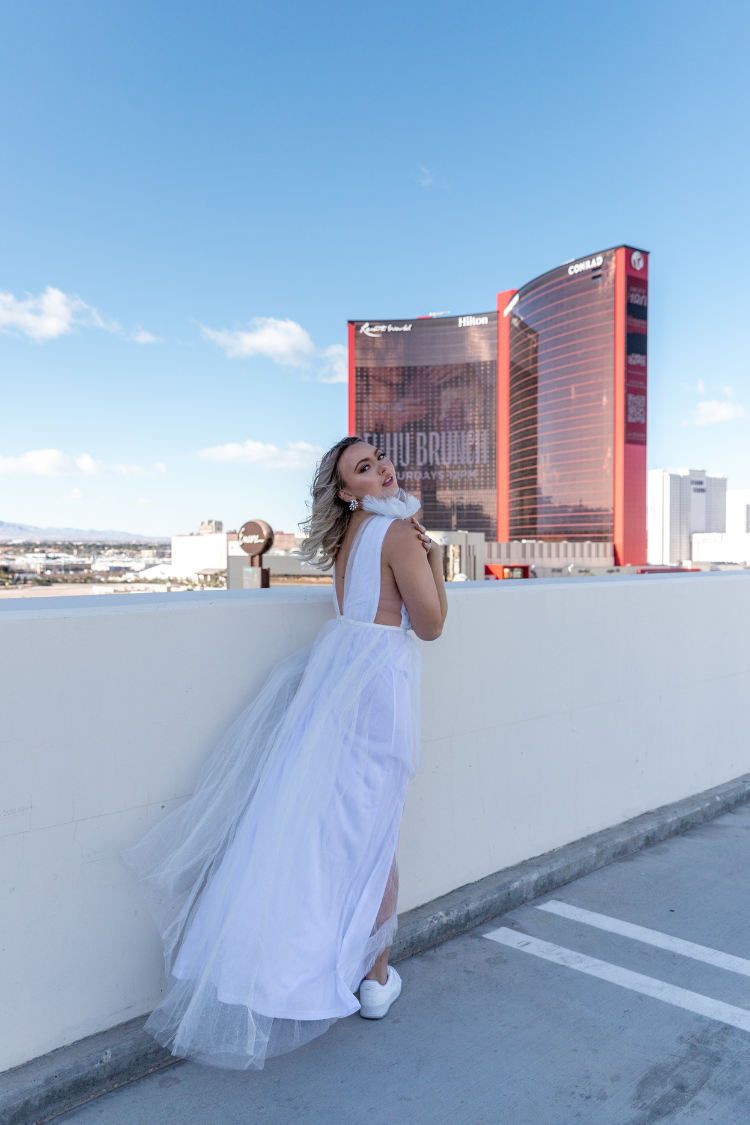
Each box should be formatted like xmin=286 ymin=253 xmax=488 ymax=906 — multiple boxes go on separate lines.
xmin=613 ymin=247 xmax=648 ymax=565
xmin=496 ymin=289 xmax=517 ymax=543
xmin=348 ymin=321 xmax=356 ymax=434
xmin=495 ymin=246 xmax=648 ymax=564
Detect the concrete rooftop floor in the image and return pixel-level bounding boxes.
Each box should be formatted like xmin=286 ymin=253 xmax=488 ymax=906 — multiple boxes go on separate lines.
xmin=57 ymin=804 xmax=750 ymax=1124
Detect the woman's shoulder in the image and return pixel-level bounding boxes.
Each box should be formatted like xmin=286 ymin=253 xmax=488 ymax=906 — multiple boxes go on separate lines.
xmin=384 ymin=516 xmax=413 ymax=536
xmin=383 ymin=517 xmax=423 ymax=556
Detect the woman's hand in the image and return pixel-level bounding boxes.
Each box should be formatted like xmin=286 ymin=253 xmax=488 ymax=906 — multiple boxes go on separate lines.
xmin=409 ymin=516 xmax=435 ymax=554
xmin=384 ymin=517 xmax=448 ymax=641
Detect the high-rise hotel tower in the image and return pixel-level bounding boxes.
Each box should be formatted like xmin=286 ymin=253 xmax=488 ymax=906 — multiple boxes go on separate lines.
xmin=349 ymin=245 xmax=648 ymax=565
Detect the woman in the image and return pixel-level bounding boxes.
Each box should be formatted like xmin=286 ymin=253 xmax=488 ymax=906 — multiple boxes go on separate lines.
xmin=123 ymin=436 xmax=447 ymax=1070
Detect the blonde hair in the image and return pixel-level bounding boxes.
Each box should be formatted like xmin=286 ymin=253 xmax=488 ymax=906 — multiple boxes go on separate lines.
xmin=298 ymin=435 xmax=364 ymax=571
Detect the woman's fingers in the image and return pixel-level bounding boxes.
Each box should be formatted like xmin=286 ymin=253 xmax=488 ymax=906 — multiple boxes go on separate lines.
xmin=409 ymin=515 xmax=431 ymax=550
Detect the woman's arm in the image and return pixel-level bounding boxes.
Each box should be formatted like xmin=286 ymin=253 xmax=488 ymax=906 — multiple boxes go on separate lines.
xmin=384 ymin=519 xmax=448 ymax=641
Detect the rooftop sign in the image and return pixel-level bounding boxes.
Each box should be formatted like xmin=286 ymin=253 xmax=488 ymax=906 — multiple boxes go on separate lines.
xmin=567 ymin=255 xmax=604 ymax=276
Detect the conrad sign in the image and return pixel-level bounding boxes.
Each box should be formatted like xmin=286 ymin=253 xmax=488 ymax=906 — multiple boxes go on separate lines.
xmin=567 ymin=255 xmax=604 ymax=276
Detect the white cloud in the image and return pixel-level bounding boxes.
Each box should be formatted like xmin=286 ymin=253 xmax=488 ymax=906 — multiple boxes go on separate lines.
xmin=697 ymin=379 xmax=705 ymax=394
xmin=318 ymin=344 xmax=347 ymax=384
xmin=75 ymin=453 xmax=103 ymax=475
xmin=0 ymin=287 xmax=101 ymax=341
xmin=67 ymin=488 xmax=83 ymax=500
xmin=200 ymin=317 xmax=316 ymax=367
xmin=693 ymin=401 xmax=747 ymax=426
xmin=0 ymin=449 xmax=85 ymax=474
xmin=199 ymin=438 xmax=323 ymax=471
xmin=0 ymin=448 xmax=164 ymax=476
xmin=0 ymin=285 xmax=158 ymax=343
xmin=416 ymin=164 xmax=450 ymax=190
xmin=110 ymin=463 xmax=152 ymax=477
xmin=200 ymin=315 xmax=349 ymax=382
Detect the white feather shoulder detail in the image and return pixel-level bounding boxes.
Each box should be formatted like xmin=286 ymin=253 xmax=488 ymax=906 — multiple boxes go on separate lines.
xmin=361 ymin=489 xmax=421 ymax=519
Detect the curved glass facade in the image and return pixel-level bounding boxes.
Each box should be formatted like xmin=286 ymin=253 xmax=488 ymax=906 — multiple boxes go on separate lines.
xmin=508 ymin=250 xmax=616 ymax=541
xmin=499 ymin=244 xmax=648 ymax=561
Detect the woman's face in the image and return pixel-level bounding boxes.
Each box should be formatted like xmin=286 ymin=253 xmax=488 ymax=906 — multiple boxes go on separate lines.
xmin=337 ymin=442 xmax=399 ymax=504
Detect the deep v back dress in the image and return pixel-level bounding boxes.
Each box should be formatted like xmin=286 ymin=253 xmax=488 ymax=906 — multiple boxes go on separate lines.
xmin=123 ymin=511 xmax=422 ymax=1069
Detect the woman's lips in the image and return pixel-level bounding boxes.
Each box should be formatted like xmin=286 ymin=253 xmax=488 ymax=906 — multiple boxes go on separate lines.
xmin=383 ymin=475 xmax=394 ymax=487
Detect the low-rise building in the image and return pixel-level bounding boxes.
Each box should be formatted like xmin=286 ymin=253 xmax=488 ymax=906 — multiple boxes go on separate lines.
xmin=171 ymin=523 xmax=236 ymax=580
xmin=426 ymin=531 xmax=486 ymax=581
xmin=486 ymin=539 xmax=615 ymax=578
xmin=688 ymin=488 xmax=750 ymax=564
xmin=691 ymin=533 xmax=750 ymax=565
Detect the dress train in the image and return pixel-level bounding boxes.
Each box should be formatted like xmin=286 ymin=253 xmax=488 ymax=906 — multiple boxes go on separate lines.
xmin=123 ymin=510 xmax=422 ymax=1069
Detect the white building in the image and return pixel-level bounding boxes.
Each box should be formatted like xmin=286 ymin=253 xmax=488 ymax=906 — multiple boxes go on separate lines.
xmin=690 ymin=534 xmax=750 ymax=564
xmin=426 ymin=531 xmax=486 ymax=581
xmin=171 ymin=523 xmax=235 ymax=580
xmin=648 ymin=469 xmax=726 ymax=565
xmin=691 ymin=488 xmax=750 ymax=564
xmin=131 ymin=562 xmax=175 ymax=581
xmin=727 ymin=489 xmax=750 ymax=535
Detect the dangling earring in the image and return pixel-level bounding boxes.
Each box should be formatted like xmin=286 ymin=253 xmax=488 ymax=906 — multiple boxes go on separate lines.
xmin=348 ymin=497 xmax=359 ymax=512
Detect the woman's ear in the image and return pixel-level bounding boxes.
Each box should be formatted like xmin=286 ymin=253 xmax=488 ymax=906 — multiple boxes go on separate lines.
xmin=337 ymin=489 xmax=351 ymax=503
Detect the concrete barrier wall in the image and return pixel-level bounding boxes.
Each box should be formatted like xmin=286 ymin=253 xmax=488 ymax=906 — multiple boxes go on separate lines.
xmin=3 ymin=573 xmax=750 ymax=1071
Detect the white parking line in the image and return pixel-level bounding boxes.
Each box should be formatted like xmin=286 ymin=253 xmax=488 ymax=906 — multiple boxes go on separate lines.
xmin=536 ymin=900 xmax=750 ymax=977
xmin=483 ymin=928 xmax=750 ymax=1033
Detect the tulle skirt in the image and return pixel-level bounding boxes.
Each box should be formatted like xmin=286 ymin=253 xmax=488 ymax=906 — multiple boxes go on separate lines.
xmin=123 ymin=616 xmax=422 ymax=1069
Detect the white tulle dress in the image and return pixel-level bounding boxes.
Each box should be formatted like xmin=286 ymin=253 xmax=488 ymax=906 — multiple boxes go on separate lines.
xmin=123 ymin=495 xmax=423 ymax=1070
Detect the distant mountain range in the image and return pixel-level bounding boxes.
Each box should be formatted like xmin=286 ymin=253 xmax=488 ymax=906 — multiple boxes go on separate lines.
xmin=0 ymin=519 xmax=170 ymax=543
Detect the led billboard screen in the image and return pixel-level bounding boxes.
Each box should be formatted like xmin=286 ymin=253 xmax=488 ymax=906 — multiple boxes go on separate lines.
xmin=350 ymin=315 xmax=497 ymax=537
xmin=624 ymin=253 xmax=647 ymax=447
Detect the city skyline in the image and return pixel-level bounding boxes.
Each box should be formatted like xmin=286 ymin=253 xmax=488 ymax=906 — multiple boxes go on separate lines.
xmin=1 ymin=1 xmax=749 ymax=536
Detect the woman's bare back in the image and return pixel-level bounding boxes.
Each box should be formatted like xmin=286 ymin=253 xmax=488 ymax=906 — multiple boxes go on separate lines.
xmin=334 ymin=514 xmax=404 ymax=627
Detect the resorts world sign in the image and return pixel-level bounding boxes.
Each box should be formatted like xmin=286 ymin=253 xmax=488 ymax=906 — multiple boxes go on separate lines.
xmin=359 ymin=322 xmax=413 ymax=337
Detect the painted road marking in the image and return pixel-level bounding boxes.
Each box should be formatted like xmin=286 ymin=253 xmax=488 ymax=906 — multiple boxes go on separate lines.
xmin=536 ymin=900 xmax=750 ymax=978
xmin=483 ymin=928 xmax=750 ymax=1033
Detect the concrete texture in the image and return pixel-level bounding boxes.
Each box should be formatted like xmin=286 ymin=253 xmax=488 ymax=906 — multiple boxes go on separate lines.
xmin=0 ymin=1021 xmax=173 ymax=1125
xmin=391 ymin=770 xmax=750 ymax=962
xmin=5 ymin=572 xmax=750 ymax=1070
xmin=4 ymin=770 xmax=750 ymax=1125
xmin=47 ymin=802 xmax=750 ymax=1125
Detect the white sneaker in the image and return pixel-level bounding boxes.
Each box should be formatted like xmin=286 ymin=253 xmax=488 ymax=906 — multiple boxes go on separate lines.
xmin=358 ymin=966 xmax=402 ymax=1019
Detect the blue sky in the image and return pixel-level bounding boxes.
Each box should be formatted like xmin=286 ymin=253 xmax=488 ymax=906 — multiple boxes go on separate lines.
xmin=1 ymin=0 xmax=749 ymax=536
